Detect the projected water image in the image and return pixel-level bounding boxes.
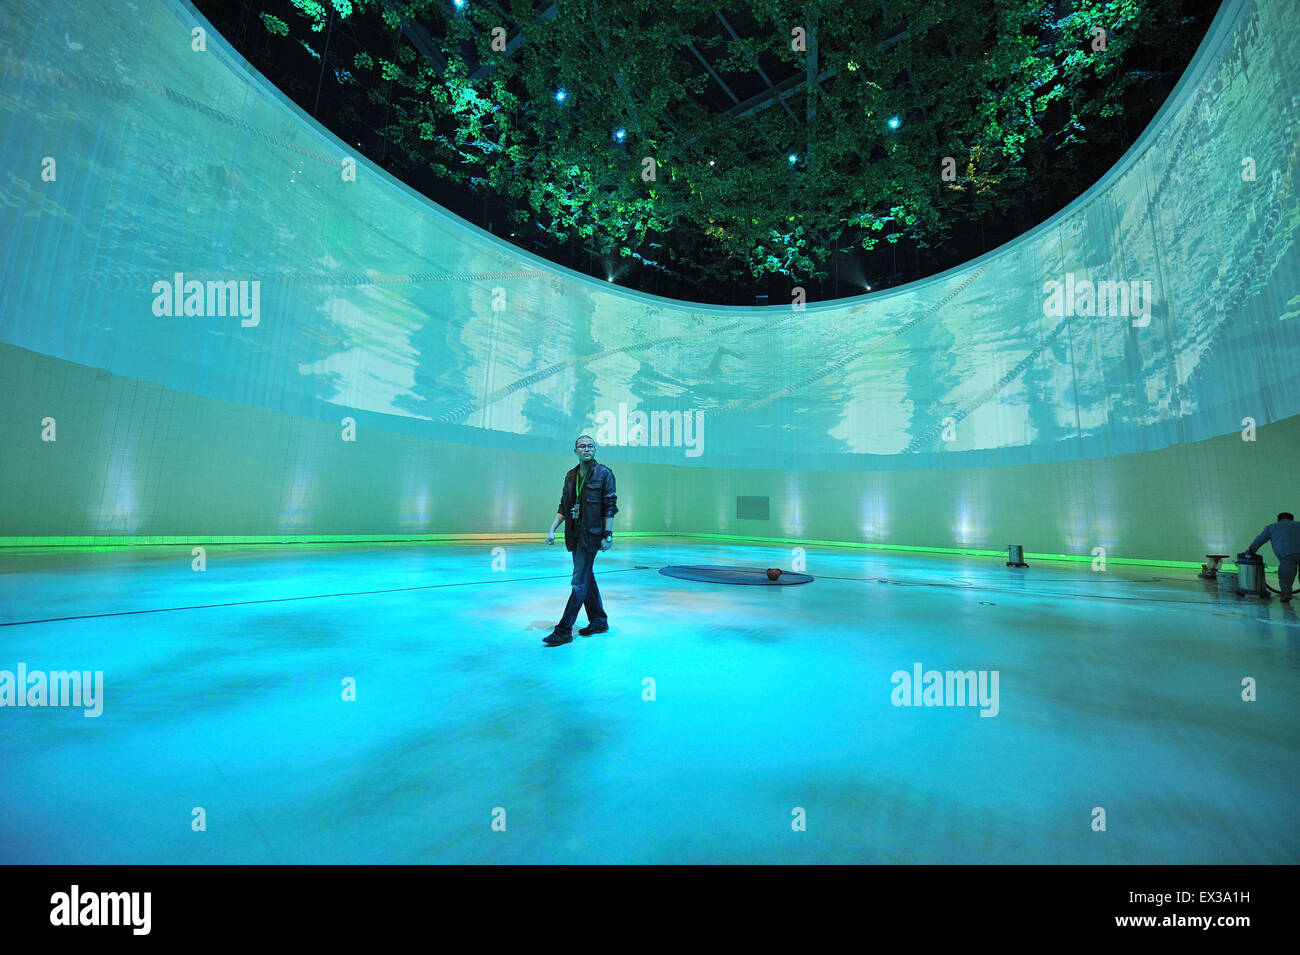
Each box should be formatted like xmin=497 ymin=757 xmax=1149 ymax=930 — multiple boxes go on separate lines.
xmin=0 ymin=0 xmax=1298 ymax=475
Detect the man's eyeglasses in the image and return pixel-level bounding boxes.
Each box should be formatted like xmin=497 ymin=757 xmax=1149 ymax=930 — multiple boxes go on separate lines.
xmin=575 ymin=444 xmax=594 ymax=450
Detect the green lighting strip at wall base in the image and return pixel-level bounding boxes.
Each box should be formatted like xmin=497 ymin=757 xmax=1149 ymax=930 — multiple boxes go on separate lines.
xmin=0 ymin=533 xmax=611 ymax=550
xmin=677 ymin=533 xmax=1248 ymax=570
xmin=0 ymin=533 xmax=1254 ymax=570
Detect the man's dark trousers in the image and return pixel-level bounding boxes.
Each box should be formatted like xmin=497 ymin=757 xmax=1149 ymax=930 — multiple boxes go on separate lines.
xmin=1280 ymin=552 xmax=1300 ymax=595
xmin=557 ymin=540 xmax=607 ymax=634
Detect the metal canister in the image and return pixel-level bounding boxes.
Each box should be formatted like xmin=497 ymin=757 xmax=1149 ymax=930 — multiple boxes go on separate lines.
xmin=1236 ymin=552 xmax=1269 ymax=597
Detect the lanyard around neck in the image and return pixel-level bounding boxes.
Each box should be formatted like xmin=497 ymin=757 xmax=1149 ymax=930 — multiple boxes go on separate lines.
xmin=576 ymin=464 xmax=591 ymax=500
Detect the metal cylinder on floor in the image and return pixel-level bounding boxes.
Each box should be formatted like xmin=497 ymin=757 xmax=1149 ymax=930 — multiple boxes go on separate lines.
xmin=1235 ymin=552 xmax=1269 ymax=597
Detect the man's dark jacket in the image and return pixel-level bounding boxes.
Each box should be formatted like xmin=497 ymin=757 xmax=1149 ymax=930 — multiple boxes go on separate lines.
xmin=558 ymin=461 xmax=619 ymax=552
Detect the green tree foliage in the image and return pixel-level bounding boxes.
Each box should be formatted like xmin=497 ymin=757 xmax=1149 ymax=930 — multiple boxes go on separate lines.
xmin=265 ymin=0 xmax=1189 ymax=283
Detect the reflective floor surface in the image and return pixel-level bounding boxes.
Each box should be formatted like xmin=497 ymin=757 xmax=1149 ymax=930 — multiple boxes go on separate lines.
xmin=0 ymin=538 xmax=1296 ymax=863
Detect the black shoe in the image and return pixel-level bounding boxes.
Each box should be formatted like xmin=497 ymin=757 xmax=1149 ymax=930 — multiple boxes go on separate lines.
xmin=543 ymin=628 xmax=573 ymax=646
xmin=579 ymin=623 xmax=609 ymax=636
xmin=1282 ymin=592 xmax=1293 ymax=603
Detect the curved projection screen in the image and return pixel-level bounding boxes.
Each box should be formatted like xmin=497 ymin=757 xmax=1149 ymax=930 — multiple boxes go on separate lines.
xmin=0 ymin=1 xmax=1297 ymax=491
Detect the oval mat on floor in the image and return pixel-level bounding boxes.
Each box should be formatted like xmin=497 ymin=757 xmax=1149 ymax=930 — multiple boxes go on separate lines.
xmin=658 ymin=565 xmax=814 ymax=585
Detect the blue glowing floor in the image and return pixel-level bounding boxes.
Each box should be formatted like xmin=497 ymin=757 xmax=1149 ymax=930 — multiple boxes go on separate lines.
xmin=0 ymin=538 xmax=1296 ymax=864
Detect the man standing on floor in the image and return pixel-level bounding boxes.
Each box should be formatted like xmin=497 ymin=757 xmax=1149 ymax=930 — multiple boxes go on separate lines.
xmin=1245 ymin=510 xmax=1299 ymax=602
xmin=544 ymin=435 xmax=618 ymax=645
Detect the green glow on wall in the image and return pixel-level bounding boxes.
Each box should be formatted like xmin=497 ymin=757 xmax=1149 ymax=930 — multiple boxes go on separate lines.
xmin=0 ymin=533 xmax=1251 ymax=572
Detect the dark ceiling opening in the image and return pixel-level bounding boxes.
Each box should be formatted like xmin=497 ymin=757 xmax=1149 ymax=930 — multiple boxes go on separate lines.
xmin=193 ymin=0 xmax=1221 ymax=305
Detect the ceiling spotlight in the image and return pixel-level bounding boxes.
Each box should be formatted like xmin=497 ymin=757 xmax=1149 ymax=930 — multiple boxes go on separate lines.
xmin=788 ymin=153 xmax=797 ymax=164
xmin=554 ymin=88 xmax=566 ymax=103
xmin=708 ymin=159 xmax=715 ymax=166
xmin=453 ymin=0 xmax=467 ymax=8
xmin=613 ymin=128 xmax=626 ymax=142
xmin=888 ymin=116 xmax=901 ymax=129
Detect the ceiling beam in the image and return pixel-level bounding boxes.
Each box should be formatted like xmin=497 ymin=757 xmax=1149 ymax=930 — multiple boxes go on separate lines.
xmin=723 ymin=17 xmax=917 ymax=121
xmin=712 ymin=8 xmax=800 ymax=124
xmin=682 ymin=34 xmax=742 ymax=106
xmin=589 ymin=0 xmax=645 ymax=140
xmin=880 ymin=1 xmax=929 ymax=124
xmin=806 ymin=12 xmax=818 ymax=169
xmin=671 ymin=34 xmax=788 ymax=160
xmin=727 ymin=66 xmax=837 ymax=119
xmin=469 ymin=2 xmax=558 ymax=81
xmin=399 ymin=17 xmax=447 ymax=76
